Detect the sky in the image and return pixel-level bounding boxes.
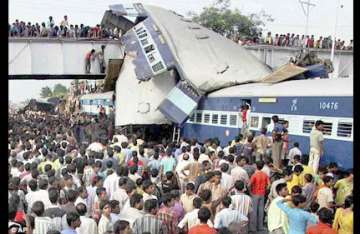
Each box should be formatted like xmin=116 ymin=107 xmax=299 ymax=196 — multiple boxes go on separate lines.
xmin=9 ymin=0 xmax=353 ymax=103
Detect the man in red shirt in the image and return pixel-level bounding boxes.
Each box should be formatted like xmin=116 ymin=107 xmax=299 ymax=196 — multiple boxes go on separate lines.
xmin=127 ymin=151 xmax=144 ymax=175
xmin=85 ymin=49 xmax=95 ymax=74
xmin=188 ymin=207 xmax=216 ymax=234
xmin=306 ymin=207 xmax=337 ymax=234
xmin=248 ymin=161 xmax=270 ymax=232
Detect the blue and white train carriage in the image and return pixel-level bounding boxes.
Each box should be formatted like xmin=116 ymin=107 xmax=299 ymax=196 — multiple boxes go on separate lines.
xmin=79 ymin=91 xmax=114 ymax=115
xmin=182 ymin=78 xmax=353 ymax=169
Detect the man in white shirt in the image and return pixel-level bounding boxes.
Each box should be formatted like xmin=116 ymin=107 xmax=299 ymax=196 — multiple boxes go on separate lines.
xmin=230 ymin=180 xmax=252 ymax=217
xmin=267 ymin=171 xmax=291 ymax=201
xmin=110 ymin=177 xmax=129 ymax=212
xmin=87 ymin=140 xmax=105 ymax=153
xmin=98 ymin=200 xmax=113 ymax=234
xmin=76 ymin=203 xmax=98 ymax=234
xmin=118 ymin=193 xmax=145 ymax=226
xmin=214 ymin=196 xmax=248 ymax=229
xmin=176 ymin=153 xmax=191 ymax=190
xmin=75 ymin=186 xmax=88 ymax=207
xmin=178 ymin=197 xmax=213 ymax=231
xmin=288 ymin=142 xmax=302 ymax=165
xmin=47 ymin=16 xmax=55 ymax=29
xmin=261 ymin=158 xmax=272 ymax=177
xmin=86 ymin=175 xmax=103 ymax=216
xmin=44 ymin=188 xmax=66 ymax=232
xmin=32 ymin=179 xmax=52 ymax=210
xmin=109 ymin=200 xmax=121 ymax=224
xmin=142 ymin=180 xmax=158 ymax=201
xmin=317 ymin=176 xmax=335 ymax=209
xmin=103 ymin=169 xmax=119 ymax=198
xmin=60 ymin=15 xmax=69 ymax=28
xmin=25 ymin=179 xmax=38 ymax=213
xmin=198 ymin=147 xmax=211 ymax=164
xmin=10 ymin=160 xmax=21 ymax=177
xmin=308 ymin=120 xmax=324 ymax=174
xmin=267 ymin=183 xmax=289 ymax=234
xmin=231 ymin=156 xmax=249 ymax=184
xmin=220 ymin=164 xmax=234 ymax=192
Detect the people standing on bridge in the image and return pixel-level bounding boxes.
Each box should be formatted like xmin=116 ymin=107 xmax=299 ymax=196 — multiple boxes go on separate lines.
xmin=85 ymin=49 xmax=96 ymax=74
xmin=40 ymin=22 xmax=48 ymax=37
xmin=60 ymin=15 xmax=69 ymax=28
xmin=265 ymin=32 xmax=273 ymax=45
xmin=308 ymin=120 xmax=324 ymax=174
xmin=47 ymin=16 xmax=55 ymax=29
xmin=96 ymin=45 xmax=106 ymax=73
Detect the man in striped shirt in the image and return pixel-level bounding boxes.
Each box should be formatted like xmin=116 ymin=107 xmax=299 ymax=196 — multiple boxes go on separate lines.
xmin=132 ymin=199 xmax=168 ymax=234
xmin=32 ymin=201 xmax=56 ymax=234
xmin=230 ymin=180 xmax=253 ymax=218
xmin=157 ymin=193 xmax=178 ymax=234
xmin=213 ymin=196 xmax=248 ymax=231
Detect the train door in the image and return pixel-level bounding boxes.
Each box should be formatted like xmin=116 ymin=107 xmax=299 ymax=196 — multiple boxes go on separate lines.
xmin=241 ymin=99 xmax=251 ymax=107
xmin=238 ymin=99 xmax=252 ymax=135
xmin=261 ymin=116 xmax=272 ymax=130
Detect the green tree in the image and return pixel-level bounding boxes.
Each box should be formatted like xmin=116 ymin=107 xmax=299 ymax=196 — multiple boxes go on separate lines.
xmin=190 ymin=0 xmax=273 ymax=40
xmin=40 ymin=86 xmax=53 ymax=98
xmin=53 ymin=83 xmax=68 ymax=97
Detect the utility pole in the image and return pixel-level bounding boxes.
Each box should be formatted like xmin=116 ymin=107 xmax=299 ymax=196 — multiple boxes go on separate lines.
xmin=299 ymin=0 xmax=316 ymax=36
xmin=330 ymin=0 xmax=342 ymax=63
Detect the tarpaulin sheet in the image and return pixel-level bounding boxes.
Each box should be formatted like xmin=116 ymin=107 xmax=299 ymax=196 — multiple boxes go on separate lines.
xmin=260 ymin=63 xmax=307 ymax=83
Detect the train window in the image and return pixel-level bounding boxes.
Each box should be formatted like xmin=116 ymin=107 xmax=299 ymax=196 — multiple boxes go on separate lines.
xmin=212 ymin=114 xmax=218 ymax=124
xmin=250 ymin=116 xmax=259 ymax=128
xmin=303 ymin=120 xmax=315 ymax=133
xmin=220 ymin=114 xmax=227 ymax=125
xmin=262 ymin=117 xmax=271 ymax=128
xmin=196 ymin=112 xmax=202 ymax=123
xmin=189 ymin=113 xmax=195 ymax=122
xmin=152 ymin=61 xmax=165 ymax=73
xmin=204 ymin=113 xmax=210 ymax=123
xmin=322 ymin=122 xmax=333 ymax=135
xmin=337 ymin=122 xmax=352 ymax=137
xmin=278 ymin=118 xmax=286 ymax=125
xmin=230 ymin=115 xmax=237 ymax=126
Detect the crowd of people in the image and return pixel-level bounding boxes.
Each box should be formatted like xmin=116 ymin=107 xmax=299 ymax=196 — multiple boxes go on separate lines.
xmin=240 ymin=32 xmax=353 ymax=50
xmin=8 ymin=108 xmax=353 ymax=234
xmin=9 ymin=16 xmax=122 ymax=39
xmin=9 ymin=16 xmax=353 ymax=52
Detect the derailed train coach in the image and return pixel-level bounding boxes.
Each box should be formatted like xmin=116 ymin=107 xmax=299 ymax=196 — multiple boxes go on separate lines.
xmin=182 ymin=78 xmax=353 ymax=169
xmin=101 ymin=3 xmax=353 ymax=169
xmin=79 ymin=91 xmax=114 ymax=115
